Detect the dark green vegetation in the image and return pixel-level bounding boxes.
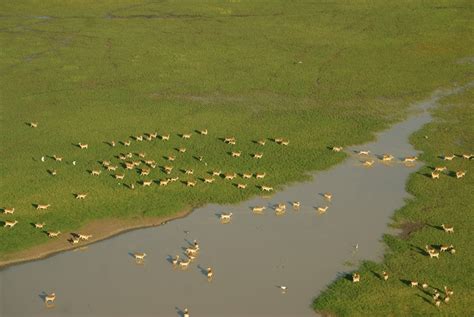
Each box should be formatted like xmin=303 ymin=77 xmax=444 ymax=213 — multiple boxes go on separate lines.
xmin=313 ymin=88 xmax=474 ymax=316
xmin=0 ymin=0 xmax=472 ymax=264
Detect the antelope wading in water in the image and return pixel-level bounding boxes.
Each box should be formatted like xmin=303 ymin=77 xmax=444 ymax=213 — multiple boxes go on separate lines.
xmin=133 ymin=253 xmax=147 ymax=261
xmin=207 ymin=267 xmax=213 ymax=280
xmin=183 ymin=308 xmax=190 ymax=317
xmin=363 ymin=160 xmax=375 ymax=167
xmin=357 ymin=150 xmax=370 ymax=155
xmin=317 ymin=206 xmax=329 ymax=214
xmin=252 ymin=206 xmax=266 ymax=214
xmin=220 ymin=212 xmax=233 ymax=222
xmin=3 ymin=220 xmax=18 ymax=228
xmin=323 ymin=192 xmax=332 ymax=201
xmin=381 ymin=154 xmax=394 ymax=162
xmin=44 ymin=293 xmax=56 ymax=306
xmin=292 ymin=201 xmax=301 ymax=209
xmin=403 ymin=156 xmax=418 ymax=163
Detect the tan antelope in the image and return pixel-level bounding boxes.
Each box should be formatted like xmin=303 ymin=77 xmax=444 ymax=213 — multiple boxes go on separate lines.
xmin=280 ymin=139 xmax=289 ymax=146
xmin=136 ymin=135 xmax=144 ymax=142
xmin=178 ymin=147 xmax=186 ymax=153
xmin=231 ymin=151 xmax=241 ymax=158
xmin=170 ymin=176 xmax=179 ymax=182
xmin=53 ymin=155 xmax=63 ymax=162
xmin=261 ymin=185 xmax=273 ymax=192
xmin=255 ymin=172 xmax=266 ymax=179
xmin=257 ymin=139 xmax=266 ymax=146
xmin=3 ymin=220 xmax=18 ymax=228
xmin=441 ymin=224 xmax=454 ymax=233
xmin=172 ymin=255 xmax=180 ymax=266
xmin=115 ymin=174 xmax=125 ymax=180
xmin=237 ymin=183 xmax=247 ymax=189
xmin=431 ymin=171 xmax=440 ymax=179
xmin=179 ymin=258 xmax=191 ymax=269
xmin=425 ymin=244 xmax=436 ymax=254
xmin=186 ymin=247 xmax=199 ymax=256
xmin=49 ymin=169 xmax=57 ymax=176
xmin=29 ymin=122 xmax=38 ymax=128
xmin=133 ymin=253 xmax=146 ymax=261
xmin=357 ymin=150 xmax=370 ymax=155
xmin=102 ymin=160 xmax=111 ymax=167
xmin=199 ymin=129 xmax=208 ymax=135
xmin=203 ymin=177 xmax=215 ymax=184
xmin=444 ymin=296 xmax=450 ymax=304
xmin=48 ymin=231 xmax=61 ymax=238
xmin=212 ymin=170 xmax=222 ymax=176
xmin=443 ymin=154 xmax=455 ymax=161
xmin=138 ymin=152 xmax=146 ymax=158
xmin=455 ymin=171 xmax=466 ymax=179
xmin=71 ymin=237 xmax=80 ymax=244
xmin=317 ymin=206 xmax=329 ymax=214
xmin=224 ymin=136 xmax=236 ymax=144
xmin=382 ymin=271 xmax=389 ymax=281
xmin=44 ymin=293 xmax=56 ymax=306
xmin=78 ymin=234 xmax=92 ymax=241
xmin=410 ymin=281 xmax=418 ymax=287
xmin=275 ymin=206 xmax=286 ymax=215
xmin=110 ymin=140 xmax=116 ymax=147
xmin=462 ymin=153 xmax=473 ymax=159
xmin=75 ymin=193 xmax=87 ymax=199
xmin=274 ymin=138 xmax=284 ymax=144
xmin=429 ymin=251 xmax=440 ymax=259
xmin=118 ymin=154 xmax=127 ymax=160
xmin=91 ymin=169 xmax=101 ymax=176
xmin=242 ymin=172 xmax=252 ymax=179
xmin=182 ymin=133 xmax=192 ymax=139
xmin=220 ymin=212 xmax=233 ymax=222
xmin=124 ymin=140 xmax=131 ymax=146
xmin=78 ymin=142 xmax=88 ymax=149
xmin=163 ymin=165 xmax=173 ymax=174
xmin=140 ymin=168 xmax=151 ymax=176
xmin=124 ymin=162 xmax=135 ymax=170
xmin=433 ymin=290 xmax=440 ymax=300
xmin=188 ymin=253 xmax=197 ymax=261
xmin=107 ymin=165 xmax=118 ymax=171
xmin=144 ymin=159 xmax=156 ymax=166
xmin=125 ymin=152 xmax=133 ymax=158
xmin=253 ymin=153 xmax=263 ymax=159
xmin=434 ymin=299 xmax=441 ymax=308
xmin=142 ymin=180 xmax=153 ymax=187
xmin=224 ymin=173 xmax=236 ymax=180
xmin=403 ymin=156 xmax=418 ymax=163
xmin=36 ymin=204 xmax=51 ymax=210
xmin=161 ymin=133 xmax=170 ymax=141
xmin=132 ymin=160 xmax=141 ymax=167
xmin=352 ymin=273 xmax=360 ymax=283
xmin=207 ymin=267 xmax=213 ymax=280
xmin=434 ymin=166 xmax=447 ymax=172
xmin=183 ymin=308 xmax=190 ymax=317
xmin=186 ymin=180 xmax=196 ymax=187
xmin=184 ymin=169 xmax=194 ymax=175
xmin=444 ymin=286 xmax=453 ymax=296
xmin=2 ymin=207 xmax=15 ymax=215
xmin=159 ymin=179 xmax=170 ymax=186
xmin=332 ymin=146 xmax=343 ymax=152
xmin=323 ymin=192 xmax=332 ymax=201
xmin=252 ymin=206 xmax=266 ymax=214
xmin=382 ymin=154 xmax=394 ymax=162
xmin=144 ymin=135 xmax=152 ymax=141
xmin=150 ymin=132 xmax=158 ymax=139
xmin=167 ymin=155 xmax=176 ymax=162
xmin=292 ymin=201 xmax=301 ymax=209
xmin=363 ymin=159 xmax=375 ymax=167
xmin=440 ymin=244 xmax=452 ymax=252
xmin=34 ymin=222 xmax=45 ymax=229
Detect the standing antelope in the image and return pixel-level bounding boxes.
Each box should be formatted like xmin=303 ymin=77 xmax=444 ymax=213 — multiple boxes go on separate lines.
xmin=3 ymin=220 xmax=18 ymax=228
xmin=403 ymin=156 xmax=418 ymax=163
xmin=255 ymin=172 xmax=266 ymax=179
xmin=186 ymin=180 xmax=196 ymax=187
xmin=323 ymin=192 xmax=332 ymax=201
xmin=161 ymin=134 xmax=170 ymax=141
xmin=242 ymin=172 xmax=252 ymax=179
xmin=53 ymin=155 xmax=63 ymax=162
xmin=357 ymin=150 xmax=370 ymax=155
xmin=212 ymin=170 xmax=221 ymax=176
xmin=34 ymin=222 xmax=45 ymax=229
xmin=124 ymin=140 xmax=131 ymax=146
xmin=292 ymin=201 xmax=301 ymax=209
xmin=200 ymin=129 xmax=208 ymax=135
xmin=410 ymin=281 xmax=418 ymax=287
xmin=48 ymin=231 xmax=61 ymax=238
xmin=382 ymin=154 xmax=394 ymax=162
xmin=36 ymin=204 xmax=51 ymax=210
xmin=275 ymin=206 xmax=286 ymax=215
xmin=462 ymin=153 xmax=473 ymax=159
xmin=237 ymin=183 xmax=247 ymax=189
xmin=167 ymin=155 xmax=176 ymax=162
xmin=182 ymin=134 xmax=192 ymax=139
xmin=179 ymin=258 xmax=191 ymax=269
xmin=280 ymin=139 xmax=289 ymax=146
xmin=29 ymin=122 xmax=38 ymax=128
xmin=44 ymin=293 xmax=56 ymax=306
xmin=257 ymin=139 xmax=266 ymax=146
xmin=443 ymin=154 xmax=455 ymax=161
xmin=75 ymin=193 xmax=87 ymax=199
xmin=455 ymin=171 xmax=466 ymax=179
xmin=441 ymin=224 xmax=454 ymax=233
xmin=159 ymin=179 xmax=170 ymax=186
xmin=184 ymin=169 xmax=194 ymax=175
xmin=140 ymin=168 xmax=150 ymax=176
xmin=172 ymin=255 xmax=180 ymax=266
xmin=203 ymin=177 xmax=215 ymax=184
xmin=431 ymin=171 xmax=440 ymax=179
xmin=363 ymin=160 xmax=375 ymax=167
xmin=133 ymin=253 xmax=147 ymax=261
xmin=142 ymin=180 xmax=153 ymax=187
xmin=224 ymin=173 xmax=236 ymax=180
xmin=434 ymin=166 xmax=447 ymax=172
xmin=332 ymin=146 xmax=343 ymax=152
xmin=429 ymin=251 xmax=440 ymax=259
xmin=382 ymin=271 xmax=389 ymax=281
xmin=78 ymin=143 xmax=88 ymax=149
xmin=115 ymin=174 xmax=125 ymax=180
xmin=183 ymin=308 xmax=190 ymax=317
xmin=224 ymin=137 xmax=236 ymax=144
xmin=91 ymin=169 xmax=101 ymax=176
xmin=231 ymin=151 xmax=241 ymax=157
xmin=78 ymin=234 xmax=92 ymax=241
xmin=138 ymin=152 xmax=146 ymax=158
xmin=3 ymin=207 xmax=15 ymax=215
xmin=352 ymin=273 xmax=360 ymax=283
xmin=107 ymin=165 xmax=118 ymax=171
xmin=261 ymin=186 xmax=273 ymax=192
xmin=207 ymin=267 xmax=213 ymax=280
xmin=178 ymin=147 xmax=186 ymax=153
xmin=253 ymin=153 xmax=263 ymax=159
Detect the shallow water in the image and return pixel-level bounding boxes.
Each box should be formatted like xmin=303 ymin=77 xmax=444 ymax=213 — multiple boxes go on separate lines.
xmin=0 ymin=89 xmax=462 ymax=317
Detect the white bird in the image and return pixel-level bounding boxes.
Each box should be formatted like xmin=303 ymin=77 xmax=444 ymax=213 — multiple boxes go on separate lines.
xmin=41 ymin=156 xmax=45 ymax=162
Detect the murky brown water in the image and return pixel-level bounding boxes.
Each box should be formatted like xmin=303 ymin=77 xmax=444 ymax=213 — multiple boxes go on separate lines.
xmin=0 ymin=88 xmax=465 ymax=317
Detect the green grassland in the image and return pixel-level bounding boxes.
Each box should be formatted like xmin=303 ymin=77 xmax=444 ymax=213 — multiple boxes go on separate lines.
xmin=0 ymin=0 xmax=473 ymax=262
xmin=313 ymin=88 xmax=474 ymax=316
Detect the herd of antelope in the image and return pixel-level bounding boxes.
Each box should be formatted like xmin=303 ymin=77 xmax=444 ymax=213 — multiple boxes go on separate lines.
xmin=345 ymin=149 xmax=470 ymax=309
